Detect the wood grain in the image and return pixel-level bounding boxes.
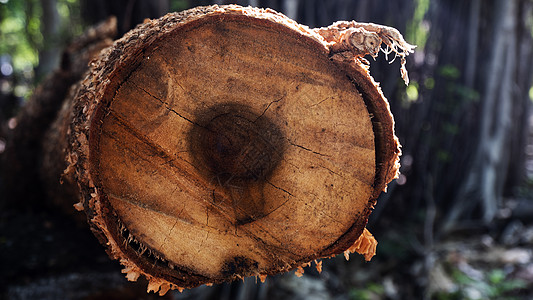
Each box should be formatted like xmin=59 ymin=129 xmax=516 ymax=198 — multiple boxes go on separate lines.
xmin=67 ymin=5 xmax=400 ymax=292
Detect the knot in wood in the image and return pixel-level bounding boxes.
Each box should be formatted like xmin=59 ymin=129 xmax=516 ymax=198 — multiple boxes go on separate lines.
xmin=189 ymin=103 xmax=285 ymax=186
xmin=346 ymin=28 xmax=381 ymax=57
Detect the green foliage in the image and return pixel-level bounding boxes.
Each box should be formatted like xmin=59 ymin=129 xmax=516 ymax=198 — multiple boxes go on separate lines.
xmin=57 ymin=0 xmax=83 ymax=40
xmin=170 ymin=0 xmax=189 ymax=12
xmin=406 ymin=81 xmax=419 ymax=102
xmin=441 ymin=123 xmax=459 ymax=135
xmin=444 ymin=267 xmax=528 ymax=300
xmin=486 ymin=269 xmax=528 ymax=298
xmin=424 ymin=77 xmax=435 ymax=90
xmin=433 ymin=291 xmax=462 ymax=300
xmin=0 ymin=0 xmax=82 ymax=93
xmin=438 ymin=65 xmax=461 ymax=80
xmin=514 ymin=176 xmax=533 ymax=199
xmin=454 ymin=85 xmax=479 ymax=103
xmin=436 ymin=150 xmax=451 ymax=162
xmin=407 ymin=0 xmax=430 ymax=50
xmin=0 ymin=0 xmax=40 ymax=71
xmin=349 ymin=283 xmax=386 ymax=300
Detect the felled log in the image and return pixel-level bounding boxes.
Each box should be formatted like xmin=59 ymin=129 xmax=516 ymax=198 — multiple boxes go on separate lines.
xmin=60 ymin=5 xmax=411 ymax=295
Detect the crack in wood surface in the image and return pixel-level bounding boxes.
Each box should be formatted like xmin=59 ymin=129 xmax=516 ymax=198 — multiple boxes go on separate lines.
xmin=317 ymin=164 xmax=343 ymax=177
xmin=261 ymin=196 xmax=291 ymax=219
xmin=266 ymin=180 xmax=294 ymax=197
xmin=133 ymin=82 xmax=202 ymax=128
xmin=158 ymin=186 xmax=183 ymax=252
xmin=307 ymin=96 xmax=334 ymax=108
xmin=108 ymin=193 xmax=194 ymax=226
xmin=197 ymin=206 xmax=210 ymax=253
xmin=254 ymin=94 xmax=286 ymax=122
xmin=106 ymin=111 xmax=199 ymax=173
xmin=288 ymin=139 xmax=330 ymax=157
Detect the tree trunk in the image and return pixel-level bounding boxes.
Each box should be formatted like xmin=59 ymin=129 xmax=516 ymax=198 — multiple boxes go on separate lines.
xmin=504 ymin=0 xmax=533 ymax=195
xmin=35 ymin=0 xmax=61 ymax=81
xmin=443 ymin=0 xmax=533 ymax=227
xmin=58 ymin=5 xmax=409 ymax=294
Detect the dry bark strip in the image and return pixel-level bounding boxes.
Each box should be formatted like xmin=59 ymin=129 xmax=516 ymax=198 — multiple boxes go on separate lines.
xmin=61 ymin=5 xmax=412 ymax=295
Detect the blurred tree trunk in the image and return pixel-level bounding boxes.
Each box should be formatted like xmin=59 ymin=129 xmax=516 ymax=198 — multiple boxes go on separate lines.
xmin=80 ymin=0 xmax=169 ymax=35
xmin=35 ymin=0 xmax=61 ymax=81
xmin=504 ymin=1 xmax=533 ymax=195
xmin=459 ymin=0 xmax=517 ymax=222
xmin=282 ymin=0 xmax=298 ymax=20
xmin=442 ymin=0 xmax=533 ymax=227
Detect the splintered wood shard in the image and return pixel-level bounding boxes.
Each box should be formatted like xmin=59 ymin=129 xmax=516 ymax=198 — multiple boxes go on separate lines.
xmin=66 ymin=4 xmax=408 ymax=294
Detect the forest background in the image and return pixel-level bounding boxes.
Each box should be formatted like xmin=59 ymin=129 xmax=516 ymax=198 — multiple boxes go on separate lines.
xmin=1 ymin=0 xmax=533 ymax=299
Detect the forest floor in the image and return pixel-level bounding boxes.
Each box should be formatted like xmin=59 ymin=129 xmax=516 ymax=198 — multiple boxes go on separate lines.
xmin=339 ymin=196 xmax=533 ymax=300
xmin=1 ymin=199 xmax=533 ymax=300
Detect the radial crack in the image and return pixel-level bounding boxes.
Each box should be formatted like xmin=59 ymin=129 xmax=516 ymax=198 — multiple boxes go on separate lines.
xmin=255 ymin=94 xmax=286 ymax=122
xmin=288 ymin=139 xmax=329 ymax=157
xmin=308 ymin=96 xmax=333 ymax=108
xmin=133 ymin=81 xmax=206 ymax=129
xmin=266 ymin=180 xmax=294 ymax=197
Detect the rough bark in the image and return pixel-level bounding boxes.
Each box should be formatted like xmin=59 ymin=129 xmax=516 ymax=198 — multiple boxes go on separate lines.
xmin=62 ymin=5 xmax=408 ymax=294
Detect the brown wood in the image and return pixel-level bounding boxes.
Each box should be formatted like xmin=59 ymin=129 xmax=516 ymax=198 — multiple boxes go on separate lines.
xmin=65 ymin=5 xmax=410 ymax=294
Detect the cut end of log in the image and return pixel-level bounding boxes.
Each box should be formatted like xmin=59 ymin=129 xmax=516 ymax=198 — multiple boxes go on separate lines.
xmin=66 ymin=4 xmax=408 ymax=294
